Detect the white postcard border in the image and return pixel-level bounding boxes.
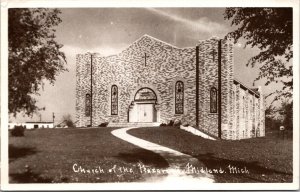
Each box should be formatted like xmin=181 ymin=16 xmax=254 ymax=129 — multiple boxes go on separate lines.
xmin=1 ymin=0 xmax=299 ymax=190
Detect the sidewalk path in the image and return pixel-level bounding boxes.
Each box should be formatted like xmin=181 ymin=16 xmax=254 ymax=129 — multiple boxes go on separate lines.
xmin=111 ymin=127 xmax=214 ymax=183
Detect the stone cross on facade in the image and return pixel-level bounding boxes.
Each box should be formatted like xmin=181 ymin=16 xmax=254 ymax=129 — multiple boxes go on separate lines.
xmin=142 ymin=53 xmax=149 ymax=66
xmin=211 ymin=48 xmax=217 ymax=62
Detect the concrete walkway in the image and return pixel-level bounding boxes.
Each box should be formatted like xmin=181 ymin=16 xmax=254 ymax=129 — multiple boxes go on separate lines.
xmin=111 ymin=127 xmax=214 ymax=183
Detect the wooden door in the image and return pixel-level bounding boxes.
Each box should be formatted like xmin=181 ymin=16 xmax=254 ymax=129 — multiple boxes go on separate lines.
xmin=137 ymin=104 xmax=153 ymax=122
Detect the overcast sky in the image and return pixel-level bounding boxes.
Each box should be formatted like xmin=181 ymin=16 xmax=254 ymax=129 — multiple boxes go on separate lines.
xmin=12 ymin=8 xmax=278 ymax=123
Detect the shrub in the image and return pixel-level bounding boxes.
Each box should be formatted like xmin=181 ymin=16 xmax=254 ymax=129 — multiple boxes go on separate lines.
xmin=99 ymin=122 xmax=109 ymax=127
xmin=66 ymin=121 xmax=75 ymax=128
xmin=265 ymin=117 xmax=281 ymax=131
xmin=62 ymin=114 xmax=75 ymax=128
xmin=11 ymin=125 xmax=25 ymax=137
xmin=87 ymin=124 xmax=91 ymax=127
xmin=160 ymin=123 xmax=167 ymax=127
xmin=182 ymin=123 xmax=189 ymax=127
xmin=173 ymin=119 xmax=181 ymax=127
xmin=167 ymin=120 xmax=174 ymax=126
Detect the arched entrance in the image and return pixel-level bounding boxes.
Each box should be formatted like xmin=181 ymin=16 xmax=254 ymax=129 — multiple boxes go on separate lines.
xmin=128 ymin=88 xmax=158 ymax=122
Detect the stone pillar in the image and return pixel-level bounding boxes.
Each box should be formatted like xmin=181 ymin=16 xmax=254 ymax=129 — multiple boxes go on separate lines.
xmin=75 ymin=53 xmax=93 ymax=127
xmin=245 ymin=90 xmax=249 ymax=138
xmin=235 ymin=83 xmax=242 ymax=140
xmin=258 ymin=86 xmax=265 ymax=137
xmin=154 ymin=104 xmax=160 ymax=122
xmin=75 ymin=54 xmax=82 ymax=127
xmin=220 ymin=39 xmax=234 ymax=139
xmin=197 ymin=37 xmax=234 ymax=139
xmin=128 ymin=102 xmax=134 ymax=122
xmin=197 ymin=38 xmax=219 ymax=137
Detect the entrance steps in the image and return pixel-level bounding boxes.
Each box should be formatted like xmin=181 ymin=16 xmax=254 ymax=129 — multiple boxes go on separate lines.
xmin=108 ymin=122 xmax=160 ymax=128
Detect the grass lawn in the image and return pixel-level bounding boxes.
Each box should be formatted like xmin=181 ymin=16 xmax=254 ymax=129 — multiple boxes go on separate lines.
xmin=128 ymin=127 xmax=293 ymax=183
xmin=9 ymin=128 xmax=169 ymax=183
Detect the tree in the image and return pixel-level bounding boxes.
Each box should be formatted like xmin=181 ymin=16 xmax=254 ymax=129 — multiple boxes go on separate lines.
xmin=281 ymin=101 xmax=293 ymax=130
xmin=265 ymin=101 xmax=293 ymax=130
xmin=224 ymin=8 xmax=293 ymax=104
xmin=9 ymin=8 xmax=67 ymax=116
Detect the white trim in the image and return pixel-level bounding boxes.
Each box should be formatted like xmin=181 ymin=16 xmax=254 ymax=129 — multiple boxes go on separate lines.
xmin=180 ymin=125 xmax=216 ymax=140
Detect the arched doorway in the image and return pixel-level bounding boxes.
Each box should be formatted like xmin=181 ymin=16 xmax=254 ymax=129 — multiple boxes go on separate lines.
xmin=128 ymin=88 xmax=158 ymax=122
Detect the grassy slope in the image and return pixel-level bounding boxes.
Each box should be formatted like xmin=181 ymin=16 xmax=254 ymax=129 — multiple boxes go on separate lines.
xmin=9 ymin=128 xmax=168 ymax=183
xmin=128 ymin=127 xmax=293 ymax=183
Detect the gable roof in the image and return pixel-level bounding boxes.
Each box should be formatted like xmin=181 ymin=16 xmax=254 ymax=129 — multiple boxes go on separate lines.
xmin=137 ymin=34 xmax=180 ymax=49
xmin=234 ymin=78 xmax=260 ymax=97
xmin=96 ymin=34 xmax=194 ymax=58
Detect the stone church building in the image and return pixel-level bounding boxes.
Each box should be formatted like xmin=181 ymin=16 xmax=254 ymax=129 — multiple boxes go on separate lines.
xmin=76 ymin=35 xmax=265 ymax=140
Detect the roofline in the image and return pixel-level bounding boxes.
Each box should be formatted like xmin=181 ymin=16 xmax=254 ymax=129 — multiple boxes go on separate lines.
xmin=77 ymin=34 xmax=197 ymax=58
xmin=233 ymin=78 xmax=260 ymax=98
xmin=25 ymin=122 xmax=54 ymax=124
xmin=142 ymin=34 xmax=180 ymax=49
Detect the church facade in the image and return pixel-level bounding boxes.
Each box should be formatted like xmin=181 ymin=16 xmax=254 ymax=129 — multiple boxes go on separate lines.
xmin=75 ymin=35 xmax=265 ymax=140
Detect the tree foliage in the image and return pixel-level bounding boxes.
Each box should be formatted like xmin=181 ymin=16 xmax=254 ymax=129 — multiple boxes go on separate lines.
xmin=224 ymin=8 xmax=293 ymax=104
xmin=9 ymin=8 xmax=67 ymax=116
xmin=282 ymin=102 xmax=293 ymax=130
xmin=265 ymin=101 xmax=293 ymax=130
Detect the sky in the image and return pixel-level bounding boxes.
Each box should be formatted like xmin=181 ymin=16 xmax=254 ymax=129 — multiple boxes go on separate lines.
xmin=11 ymin=8 xmax=278 ymax=123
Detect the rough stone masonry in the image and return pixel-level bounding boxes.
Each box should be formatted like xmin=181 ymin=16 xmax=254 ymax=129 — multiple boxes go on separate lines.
xmin=75 ymin=35 xmax=265 ymax=140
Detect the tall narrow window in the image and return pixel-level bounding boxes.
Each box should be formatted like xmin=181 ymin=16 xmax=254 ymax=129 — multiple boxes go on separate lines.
xmin=111 ymin=85 xmax=118 ymax=115
xmin=175 ymin=81 xmax=184 ymax=114
xmin=210 ymin=87 xmax=218 ymax=113
xmin=85 ymin=93 xmax=91 ymax=117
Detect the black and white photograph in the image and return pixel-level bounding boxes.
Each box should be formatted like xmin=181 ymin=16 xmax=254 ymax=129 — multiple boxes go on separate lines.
xmin=1 ymin=0 xmax=299 ymax=190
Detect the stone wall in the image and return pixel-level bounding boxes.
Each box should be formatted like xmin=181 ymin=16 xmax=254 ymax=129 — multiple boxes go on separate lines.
xmin=220 ymin=39 xmax=234 ymax=139
xmin=76 ymin=35 xmax=197 ymax=127
xmin=197 ymin=37 xmax=234 ymax=139
xmin=75 ymin=34 xmax=265 ymax=140
xmin=258 ymin=87 xmax=266 ymax=137
xmin=198 ymin=38 xmax=219 ymax=136
xmin=232 ymin=81 xmax=265 ymax=140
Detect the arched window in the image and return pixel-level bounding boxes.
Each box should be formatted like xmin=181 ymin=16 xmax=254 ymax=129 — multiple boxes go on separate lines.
xmin=175 ymin=81 xmax=184 ymax=114
xmin=210 ymin=87 xmax=217 ymax=113
xmin=134 ymin=88 xmax=157 ymax=101
xmin=85 ymin=93 xmax=91 ymax=117
xmin=111 ymin=85 xmax=118 ymax=115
